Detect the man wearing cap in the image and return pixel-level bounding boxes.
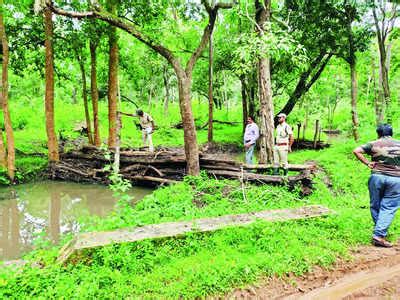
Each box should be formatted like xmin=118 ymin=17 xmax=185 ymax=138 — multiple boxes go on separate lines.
xmin=273 ymin=113 xmax=294 ymax=176
xmin=243 ymin=116 xmax=259 ymax=165
xmin=119 ymin=109 xmax=155 ymax=152
xmin=353 ymin=124 xmax=400 ymax=248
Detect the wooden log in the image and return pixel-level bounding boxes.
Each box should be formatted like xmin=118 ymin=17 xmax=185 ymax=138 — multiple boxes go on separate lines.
xmin=128 ymin=175 xmax=178 ymax=185
xmin=199 ymin=119 xmax=240 ymax=129
xmin=56 ymin=147 xmax=315 ymax=188
xmin=57 ymin=205 xmax=333 ymax=264
xmin=207 ymin=169 xmax=285 ymax=183
xmin=201 ymin=164 xmax=241 ymax=172
xmin=243 ymin=163 xmax=316 ymax=171
xmin=200 ymin=156 xmax=241 ymax=166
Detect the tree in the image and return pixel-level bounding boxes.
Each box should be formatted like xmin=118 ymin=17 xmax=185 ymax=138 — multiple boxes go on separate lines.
xmin=255 ymin=0 xmax=275 ymax=164
xmin=49 ymin=0 xmax=234 ymax=175
xmin=106 ymin=0 xmax=119 ymax=149
xmin=344 ymin=1 xmax=360 ymax=141
xmin=73 ymin=38 xmax=94 ymax=145
xmin=0 ymin=0 xmax=15 ymax=180
xmin=336 ymin=0 xmax=370 ymax=141
xmin=275 ymin=0 xmax=350 ymax=119
xmin=207 ymin=8 xmax=214 ymax=143
xmin=371 ymin=0 xmax=398 ymax=124
xmin=35 ymin=1 xmax=59 ymax=162
xmin=90 ymin=35 xmax=101 ymax=146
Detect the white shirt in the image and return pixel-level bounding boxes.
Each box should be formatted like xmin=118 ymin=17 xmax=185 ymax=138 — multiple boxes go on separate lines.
xmin=244 ymin=122 xmax=260 ymax=145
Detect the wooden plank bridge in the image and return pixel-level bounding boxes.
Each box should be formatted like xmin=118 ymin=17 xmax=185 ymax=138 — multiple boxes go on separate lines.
xmin=58 ymin=205 xmax=333 ymax=264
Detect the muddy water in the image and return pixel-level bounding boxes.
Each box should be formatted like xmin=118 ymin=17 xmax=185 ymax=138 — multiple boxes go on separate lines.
xmin=0 ymin=181 xmax=152 ymax=261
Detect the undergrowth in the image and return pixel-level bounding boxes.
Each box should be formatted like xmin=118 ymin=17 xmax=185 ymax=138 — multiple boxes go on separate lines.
xmin=1 ymin=138 xmax=398 ymax=298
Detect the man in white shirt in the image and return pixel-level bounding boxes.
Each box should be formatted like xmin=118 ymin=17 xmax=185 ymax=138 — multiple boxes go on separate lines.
xmin=119 ymin=109 xmax=155 ymax=152
xmin=243 ymin=116 xmax=260 ymax=165
xmin=273 ymin=113 xmax=294 ymax=176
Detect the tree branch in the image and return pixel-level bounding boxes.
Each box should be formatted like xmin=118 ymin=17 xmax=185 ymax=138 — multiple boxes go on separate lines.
xmin=304 ymin=53 xmax=333 ymax=91
xmin=48 ymin=2 xmax=183 ymax=72
xmin=186 ymin=1 xmax=235 ymax=74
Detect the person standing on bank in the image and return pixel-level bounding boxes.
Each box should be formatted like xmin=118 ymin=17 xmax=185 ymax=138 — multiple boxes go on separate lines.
xmin=119 ymin=109 xmax=155 ymax=152
xmin=243 ymin=116 xmax=259 ymax=165
xmin=273 ymin=113 xmax=294 ymax=176
xmin=353 ymin=124 xmax=400 ymax=248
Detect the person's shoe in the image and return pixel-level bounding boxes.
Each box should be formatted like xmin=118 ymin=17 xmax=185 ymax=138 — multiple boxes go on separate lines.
xmin=372 ymin=236 xmax=393 ymax=248
xmin=272 ymin=168 xmax=279 ymax=175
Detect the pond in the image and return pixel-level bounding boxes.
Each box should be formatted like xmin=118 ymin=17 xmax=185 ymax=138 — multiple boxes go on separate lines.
xmin=0 ymin=181 xmax=152 ymax=261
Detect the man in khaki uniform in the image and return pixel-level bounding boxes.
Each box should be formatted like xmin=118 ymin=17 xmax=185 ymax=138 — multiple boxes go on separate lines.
xmin=120 ymin=109 xmax=155 ymax=152
xmin=273 ymin=113 xmax=294 ymax=176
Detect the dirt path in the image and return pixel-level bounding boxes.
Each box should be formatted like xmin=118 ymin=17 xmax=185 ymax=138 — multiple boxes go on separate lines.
xmin=229 ymin=241 xmax=400 ymax=299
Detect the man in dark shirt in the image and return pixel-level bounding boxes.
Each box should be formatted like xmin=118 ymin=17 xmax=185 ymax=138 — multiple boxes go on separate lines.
xmin=353 ymin=124 xmax=400 ymax=248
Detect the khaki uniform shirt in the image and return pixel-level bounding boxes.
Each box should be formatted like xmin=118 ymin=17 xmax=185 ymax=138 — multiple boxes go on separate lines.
xmin=275 ymin=122 xmax=293 ymax=145
xmin=139 ymin=113 xmax=153 ymax=130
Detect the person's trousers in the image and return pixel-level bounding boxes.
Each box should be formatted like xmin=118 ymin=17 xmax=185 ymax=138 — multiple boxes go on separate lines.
xmin=245 ymin=144 xmax=255 ymax=164
xmin=273 ymin=145 xmax=289 ymax=169
xmin=368 ymin=173 xmax=400 ymax=237
xmin=142 ymin=128 xmax=154 ymax=152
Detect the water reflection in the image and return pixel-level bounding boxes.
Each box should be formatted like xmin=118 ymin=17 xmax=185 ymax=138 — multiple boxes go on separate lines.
xmin=0 ymin=181 xmax=151 ymax=261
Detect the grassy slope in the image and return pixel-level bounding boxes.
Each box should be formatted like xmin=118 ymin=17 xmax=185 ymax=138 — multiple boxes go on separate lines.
xmin=3 ymin=90 xmax=400 ymax=297
xmin=2 ymin=134 xmax=400 ymax=298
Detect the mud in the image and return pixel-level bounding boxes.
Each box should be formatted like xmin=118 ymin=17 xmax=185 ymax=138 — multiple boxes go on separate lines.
xmin=229 ymin=241 xmax=400 ymax=299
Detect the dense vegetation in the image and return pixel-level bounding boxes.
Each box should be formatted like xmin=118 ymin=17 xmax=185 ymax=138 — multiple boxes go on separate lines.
xmin=1 ymin=0 xmax=400 ymax=298
xmin=1 ymin=138 xmax=400 ymax=298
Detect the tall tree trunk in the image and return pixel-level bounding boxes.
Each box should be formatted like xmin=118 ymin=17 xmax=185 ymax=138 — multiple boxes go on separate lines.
xmin=350 ymin=61 xmax=359 ymax=141
xmin=44 ymin=8 xmax=59 ymax=162
xmin=223 ymin=72 xmax=229 ymax=116
xmin=277 ymin=52 xmax=332 ymax=121
xmin=256 ymin=0 xmax=275 ymax=164
xmin=303 ymin=103 xmax=308 ymax=141
xmin=377 ymin=55 xmax=385 ymax=124
xmin=207 ymin=29 xmax=214 ymax=143
xmin=248 ymin=76 xmax=256 ymax=118
xmin=107 ymin=6 xmax=118 ymax=148
xmin=240 ymin=75 xmax=248 ymax=134
xmin=0 ymin=1 xmax=15 ymax=180
xmin=78 ymin=55 xmax=94 ymax=145
xmin=0 ymin=130 xmax=6 ymax=167
xmin=177 ymin=73 xmax=200 ymax=175
xmin=373 ymin=6 xmax=393 ymax=124
xmin=90 ymin=40 xmax=101 ymax=146
xmin=380 ymin=47 xmax=391 ymax=123
xmin=163 ymin=65 xmax=170 ymax=117
xmin=346 ymin=13 xmax=359 ymax=142
xmin=72 ymin=86 xmax=77 ymax=104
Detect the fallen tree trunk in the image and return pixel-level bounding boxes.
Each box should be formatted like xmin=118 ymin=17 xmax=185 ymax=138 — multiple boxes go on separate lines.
xmin=49 ymin=146 xmax=315 ymax=192
xmin=57 ymin=205 xmax=333 ymax=264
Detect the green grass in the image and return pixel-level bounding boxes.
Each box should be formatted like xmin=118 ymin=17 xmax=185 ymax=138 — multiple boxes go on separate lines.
xmin=3 ymin=80 xmax=400 ymax=297
xmin=2 ymin=138 xmax=398 ymax=298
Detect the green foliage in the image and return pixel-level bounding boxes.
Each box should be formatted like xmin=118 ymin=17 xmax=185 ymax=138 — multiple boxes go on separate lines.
xmin=2 ymin=0 xmax=400 ymax=297
xmin=2 ymin=139 xmax=396 ymax=298
xmin=233 ymin=22 xmax=307 ymax=76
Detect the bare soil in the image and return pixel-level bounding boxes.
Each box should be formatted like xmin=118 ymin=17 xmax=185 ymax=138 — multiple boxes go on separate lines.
xmin=228 ymin=241 xmax=400 ymax=299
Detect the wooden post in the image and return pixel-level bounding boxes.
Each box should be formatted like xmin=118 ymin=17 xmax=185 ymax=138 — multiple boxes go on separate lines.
xmin=313 ymin=120 xmax=319 ymax=149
